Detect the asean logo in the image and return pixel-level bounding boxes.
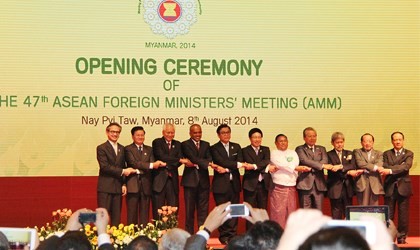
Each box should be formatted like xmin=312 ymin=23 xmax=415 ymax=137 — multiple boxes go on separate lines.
xmin=142 ymin=0 xmax=200 ymax=39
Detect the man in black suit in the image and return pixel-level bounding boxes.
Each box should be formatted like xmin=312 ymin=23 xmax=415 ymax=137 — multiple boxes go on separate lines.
xmin=152 ymin=123 xmax=192 ymax=219
xmin=181 ymin=124 xmax=212 ymax=234
xmin=125 ymin=126 xmax=166 ymax=226
xmin=326 ymin=132 xmax=359 ymax=219
xmin=242 ymin=128 xmax=273 ymax=230
xmin=210 ymin=124 xmax=249 ymax=244
xmin=295 ymin=127 xmax=333 ymax=210
xmin=380 ymin=131 xmax=414 ymax=244
xmin=97 ymin=123 xmax=135 ymax=226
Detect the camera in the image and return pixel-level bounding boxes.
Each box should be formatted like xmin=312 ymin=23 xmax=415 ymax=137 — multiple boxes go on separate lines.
xmin=225 ymin=204 xmax=249 ymax=217
xmin=78 ymin=212 xmax=97 ymax=224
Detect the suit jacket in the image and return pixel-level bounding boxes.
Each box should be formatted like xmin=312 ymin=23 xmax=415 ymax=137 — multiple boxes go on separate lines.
xmin=210 ymin=141 xmax=243 ymax=194
xmin=181 ymin=139 xmax=211 ymax=188
xmin=96 ymin=141 xmax=125 ymax=194
xmin=152 ymin=137 xmax=182 ymax=194
xmin=295 ymin=144 xmax=328 ymax=191
xmin=353 ymin=148 xmax=384 ymax=195
xmin=327 ymin=149 xmax=356 ymax=199
xmin=124 ymin=143 xmax=155 ymax=195
xmin=241 ymin=145 xmax=274 ymax=192
xmin=383 ymin=148 xmax=413 ymax=197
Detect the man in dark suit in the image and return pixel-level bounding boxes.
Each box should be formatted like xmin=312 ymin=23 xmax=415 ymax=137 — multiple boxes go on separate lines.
xmin=125 ymin=126 xmax=166 ymax=226
xmin=380 ymin=131 xmax=414 ymax=244
xmin=295 ymin=127 xmax=333 ymax=210
xmin=353 ymin=133 xmax=384 ymax=205
xmin=152 ymin=123 xmax=192 ymax=220
xmin=242 ymin=128 xmax=273 ymax=230
xmin=181 ymin=124 xmax=212 ymax=234
xmin=97 ymin=123 xmax=135 ymax=226
xmin=210 ymin=124 xmax=249 ymax=244
xmin=326 ymin=132 xmax=359 ymax=219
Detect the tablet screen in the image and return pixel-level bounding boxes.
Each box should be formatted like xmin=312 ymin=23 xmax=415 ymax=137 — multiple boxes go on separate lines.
xmin=0 ymin=227 xmax=37 ymax=250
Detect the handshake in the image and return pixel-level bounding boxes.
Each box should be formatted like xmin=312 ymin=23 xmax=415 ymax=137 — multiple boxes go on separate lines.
xmin=122 ymin=160 xmax=167 ymax=176
xmin=209 ymin=162 xmax=258 ymax=174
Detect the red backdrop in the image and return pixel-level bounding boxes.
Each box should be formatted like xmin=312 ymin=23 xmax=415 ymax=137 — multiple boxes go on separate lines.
xmin=0 ymin=176 xmax=418 ymax=236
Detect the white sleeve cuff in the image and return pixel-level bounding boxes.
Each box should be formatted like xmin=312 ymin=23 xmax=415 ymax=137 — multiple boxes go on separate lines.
xmin=196 ymin=230 xmax=210 ymax=241
xmin=98 ymin=233 xmax=111 ymax=246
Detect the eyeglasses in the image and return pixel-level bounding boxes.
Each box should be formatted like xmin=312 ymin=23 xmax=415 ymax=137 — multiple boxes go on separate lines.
xmin=219 ymin=131 xmax=231 ymax=135
xmin=108 ymin=130 xmax=121 ymax=134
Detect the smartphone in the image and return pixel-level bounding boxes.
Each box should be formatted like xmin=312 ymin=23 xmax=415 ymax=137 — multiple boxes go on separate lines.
xmin=226 ymin=204 xmax=249 ymax=217
xmin=323 ymin=220 xmax=376 ymax=245
xmin=0 ymin=227 xmax=37 ymax=250
xmin=78 ymin=212 xmax=97 ymax=224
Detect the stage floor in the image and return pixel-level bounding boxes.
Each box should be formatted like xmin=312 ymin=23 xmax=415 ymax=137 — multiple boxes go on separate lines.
xmin=397 ymin=237 xmax=420 ymax=249
xmin=207 ymin=237 xmax=420 ymax=250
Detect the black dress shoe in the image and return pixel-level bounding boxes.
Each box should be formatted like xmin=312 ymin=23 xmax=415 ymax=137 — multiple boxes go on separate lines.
xmin=397 ymin=238 xmax=407 ymax=244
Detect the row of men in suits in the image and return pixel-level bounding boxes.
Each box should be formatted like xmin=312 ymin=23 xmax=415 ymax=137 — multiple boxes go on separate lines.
xmin=96 ymin=123 xmax=413 ymax=244
xmin=288 ymin=127 xmax=413 ymax=244
xmin=95 ymin=122 xmax=273 ymax=244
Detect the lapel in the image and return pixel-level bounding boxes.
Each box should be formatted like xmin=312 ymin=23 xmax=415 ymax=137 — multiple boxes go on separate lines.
xmin=191 ymin=139 xmax=200 ymax=154
xmin=248 ymin=146 xmax=259 ymax=162
xmin=305 ymin=144 xmax=314 ymax=159
xmin=106 ymin=141 xmax=117 ymax=159
xmin=163 ymin=137 xmax=172 ymax=154
xmin=334 ymin=151 xmax=341 ymax=164
xmin=219 ymin=141 xmax=230 ymax=158
xmin=361 ymin=150 xmax=369 ymax=162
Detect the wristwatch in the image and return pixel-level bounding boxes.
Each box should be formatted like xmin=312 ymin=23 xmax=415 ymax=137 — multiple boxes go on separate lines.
xmin=199 ymin=225 xmax=211 ymax=235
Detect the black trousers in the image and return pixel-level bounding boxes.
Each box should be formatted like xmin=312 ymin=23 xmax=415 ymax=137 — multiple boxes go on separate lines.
xmin=126 ymin=192 xmax=151 ymax=226
xmin=213 ymin=182 xmax=240 ymax=243
xmin=183 ymin=185 xmax=210 ymax=234
xmin=330 ymin=185 xmax=353 ymax=220
xmin=385 ymin=186 xmax=410 ymax=239
xmin=152 ymin=178 xmax=179 ymax=220
xmin=243 ymin=182 xmax=268 ymax=230
xmin=97 ymin=192 xmax=121 ymax=226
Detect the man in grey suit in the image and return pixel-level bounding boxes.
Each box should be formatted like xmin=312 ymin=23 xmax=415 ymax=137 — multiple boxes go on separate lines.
xmin=380 ymin=131 xmax=414 ymax=244
xmin=97 ymin=123 xmax=135 ymax=226
xmin=326 ymin=132 xmax=359 ymax=219
xmin=295 ymin=127 xmax=333 ymax=210
xmin=125 ymin=126 xmax=166 ymax=226
xmin=353 ymin=133 xmax=385 ymax=205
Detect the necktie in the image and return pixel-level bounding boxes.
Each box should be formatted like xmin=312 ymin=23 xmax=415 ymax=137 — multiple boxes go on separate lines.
xmin=138 ymin=146 xmax=142 ymax=153
xmin=396 ymin=151 xmax=401 ymax=157
xmin=338 ymin=151 xmax=342 ymax=163
xmin=167 ymin=142 xmax=171 ymax=151
xmin=196 ymin=141 xmax=200 ymax=150
xmin=225 ymin=144 xmax=229 ymax=156
xmin=367 ymin=151 xmax=371 ymax=161
xmin=255 ymin=147 xmax=263 ymax=181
